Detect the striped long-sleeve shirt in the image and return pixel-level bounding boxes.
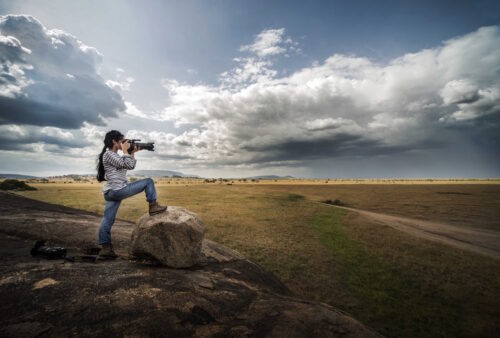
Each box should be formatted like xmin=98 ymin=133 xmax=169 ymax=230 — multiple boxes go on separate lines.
xmin=102 ymin=150 xmax=136 ymax=192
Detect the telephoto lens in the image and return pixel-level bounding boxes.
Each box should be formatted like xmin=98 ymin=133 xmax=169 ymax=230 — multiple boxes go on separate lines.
xmin=125 ymin=139 xmax=155 ymax=154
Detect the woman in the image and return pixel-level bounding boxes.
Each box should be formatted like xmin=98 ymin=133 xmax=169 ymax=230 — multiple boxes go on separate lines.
xmin=96 ymin=130 xmax=167 ymax=260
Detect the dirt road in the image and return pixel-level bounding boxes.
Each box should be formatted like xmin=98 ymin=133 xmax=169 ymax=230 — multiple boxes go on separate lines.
xmin=330 ymin=204 xmax=500 ymax=260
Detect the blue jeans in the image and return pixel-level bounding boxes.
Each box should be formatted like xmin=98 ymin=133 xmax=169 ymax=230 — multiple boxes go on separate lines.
xmin=98 ymin=178 xmax=157 ymax=245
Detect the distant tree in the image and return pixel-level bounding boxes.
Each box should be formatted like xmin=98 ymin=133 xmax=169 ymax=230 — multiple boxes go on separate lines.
xmin=0 ymin=179 xmax=37 ymax=191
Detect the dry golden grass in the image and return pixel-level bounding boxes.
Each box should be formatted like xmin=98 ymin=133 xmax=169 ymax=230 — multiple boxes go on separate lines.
xmin=11 ymin=181 xmax=500 ymax=337
xmin=248 ymin=183 xmax=500 ymax=230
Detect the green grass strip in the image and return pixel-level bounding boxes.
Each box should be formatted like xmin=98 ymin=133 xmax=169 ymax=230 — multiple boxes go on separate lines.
xmin=309 ymin=209 xmax=471 ymax=338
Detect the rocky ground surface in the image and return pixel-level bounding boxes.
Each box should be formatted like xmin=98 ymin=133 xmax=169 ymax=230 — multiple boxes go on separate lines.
xmin=0 ymin=191 xmax=381 ymax=337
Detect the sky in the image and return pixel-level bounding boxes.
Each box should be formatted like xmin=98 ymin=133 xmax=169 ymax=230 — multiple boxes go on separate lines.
xmin=0 ymin=0 xmax=499 ymax=178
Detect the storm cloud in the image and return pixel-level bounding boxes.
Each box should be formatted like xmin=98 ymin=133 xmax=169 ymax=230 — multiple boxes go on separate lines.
xmin=0 ymin=15 xmax=125 ymax=129
xmin=0 ymin=124 xmax=90 ymax=152
xmin=0 ymin=14 xmax=498 ymax=177
xmin=133 ymin=26 xmax=500 ymax=167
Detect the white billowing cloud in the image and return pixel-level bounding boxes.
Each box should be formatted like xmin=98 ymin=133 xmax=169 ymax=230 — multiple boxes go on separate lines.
xmin=445 ymin=88 xmax=500 ymax=123
xmin=106 ymin=67 xmax=135 ymax=92
xmin=305 ymin=117 xmax=361 ymax=132
xmin=240 ymin=28 xmax=286 ymax=57
xmin=439 ymin=79 xmax=500 ymax=123
xmin=220 ymin=28 xmax=299 ymax=88
xmin=159 ymin=79 xmax=222 ymax=127
xmin=220 ymin=57 xmax=277 ymax=87
xmin=123 ymin=121 xmax=237 ymax=166
xmin=0 ymin=34 xmax=33 ymax=97
xmin=124 ymin=101 xmax=149 ymax=118
xmin=0 ymin=34 xmax=31 ymax=61
xmin=105 ymin=80 xmax=121 ymax=91
xmin=139 ymin=25 xmax=500 ymax=167
xmin=440 ymin=79 xmax=479 ymax=105
xmin=40 ymin=126 xmax=74 ymax=140
xmin=239 ymin=28 xmax=299 ymax=58
xmin=0 ymin=14 xmax=125 ymax=128
xmin=80 ymin=122 xmax=105 ymax=145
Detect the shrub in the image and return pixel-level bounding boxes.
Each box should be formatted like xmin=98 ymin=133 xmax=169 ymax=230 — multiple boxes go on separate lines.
xmin=322 ymin=199 xmax=345 ymax=206
xmin=0 ymin=179 xmax=37 ymax=191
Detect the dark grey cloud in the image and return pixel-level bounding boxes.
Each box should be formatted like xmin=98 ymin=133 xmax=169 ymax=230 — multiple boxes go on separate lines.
xmin=145 ymin=25 xmax=500 ymax=170
xmin=0 ymin=124 xmax=89 ymax=151
xmin=0 ymin=15 xmax=125 ymax=129
xmin=241 ymin=133 xmax=446 ymax=165
xmin=0 ymin=75 xmax=124 ymax=128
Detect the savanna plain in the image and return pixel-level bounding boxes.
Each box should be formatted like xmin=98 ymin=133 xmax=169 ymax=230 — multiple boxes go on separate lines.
xmin=11 ymin=179 xmax=500 ymax=337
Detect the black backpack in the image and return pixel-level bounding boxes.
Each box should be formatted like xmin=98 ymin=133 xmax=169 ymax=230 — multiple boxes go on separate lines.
xmin=30 ymin=240 xmax=67 ymax=259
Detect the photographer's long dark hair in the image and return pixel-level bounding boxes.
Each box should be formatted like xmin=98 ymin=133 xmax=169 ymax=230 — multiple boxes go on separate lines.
xmin=96 ymin=130 xmax=124 ymax=182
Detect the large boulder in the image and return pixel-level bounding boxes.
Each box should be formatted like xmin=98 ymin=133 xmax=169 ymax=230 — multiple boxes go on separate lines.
xmin=129 ymin=206 xmax=206 ymax=268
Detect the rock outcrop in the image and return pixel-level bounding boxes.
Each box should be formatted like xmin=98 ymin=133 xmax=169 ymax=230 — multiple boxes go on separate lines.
xmin=130 ymin=207 xmax=205 ymax=268
xmin=0 ymin=191 xmax=382 ymax=337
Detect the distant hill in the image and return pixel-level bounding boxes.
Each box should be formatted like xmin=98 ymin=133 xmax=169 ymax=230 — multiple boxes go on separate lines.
xmin=131 ymin=170 xmax=199 ymax=178
xmin=0 ymin=172 xmax=294 ymax=180
xmin=0 ymin=173 xmax=40 ymax=179
xmin=244 ymin=175 xmax=295 ymax=180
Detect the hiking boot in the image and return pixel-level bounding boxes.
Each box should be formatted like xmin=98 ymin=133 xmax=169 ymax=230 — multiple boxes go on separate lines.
xmin=97 ymin=243 xmax=118 ymax=260
xmin=149 ymin=200 xmax=168 ymax=216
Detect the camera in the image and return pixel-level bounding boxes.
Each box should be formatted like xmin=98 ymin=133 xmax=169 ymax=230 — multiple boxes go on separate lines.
xmin=123 ymin=139 xmax=155 ymax=154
